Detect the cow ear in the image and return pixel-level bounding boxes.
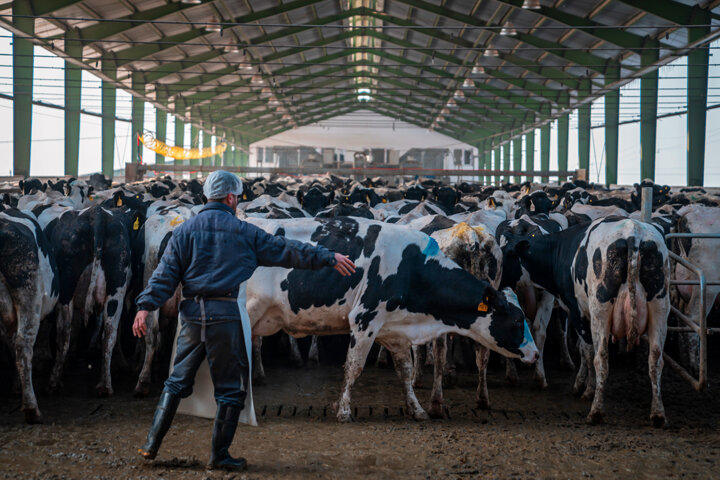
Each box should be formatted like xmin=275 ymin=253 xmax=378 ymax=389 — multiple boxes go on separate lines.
xmin=327 ymin=190 xmax=335 ymax=203
xmin=296 ymin=190 xmax=304 ymax=205
xmin=64 ymin=183 xmax=71 ymax=196
xmin=18 ymin=180 xmax=24 ymax=190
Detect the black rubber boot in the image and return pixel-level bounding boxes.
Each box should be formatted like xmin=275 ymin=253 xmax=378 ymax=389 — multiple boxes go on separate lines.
xmin=208 ymin=403 xmax=247 ymax=471
xmin=138 ymin=390 xmax=180 ymax=460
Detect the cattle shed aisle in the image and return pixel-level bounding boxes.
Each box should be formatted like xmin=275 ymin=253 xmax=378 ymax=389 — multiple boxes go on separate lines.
xmin=0 ymin=1 xmax=718 ymax=184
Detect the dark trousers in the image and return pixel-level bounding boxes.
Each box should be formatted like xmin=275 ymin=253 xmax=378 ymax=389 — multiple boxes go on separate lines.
xmin=164 ymin=318 xmax=249 ymax=408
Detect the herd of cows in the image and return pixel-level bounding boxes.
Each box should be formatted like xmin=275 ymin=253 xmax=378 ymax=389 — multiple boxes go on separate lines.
xmin=0 ymin=172 xmax=718 ymax=429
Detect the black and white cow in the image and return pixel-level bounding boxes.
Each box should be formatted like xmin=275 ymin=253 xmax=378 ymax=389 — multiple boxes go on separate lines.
xmin=0 ymin=208 xmax=59 ymax=423
xmin=502 ymin=217 xmax=670 ymax=426
xmin=35 ymin=204 xmax=140 ymax=396
xmin=245 ymin=217 xmax=538 ymax=422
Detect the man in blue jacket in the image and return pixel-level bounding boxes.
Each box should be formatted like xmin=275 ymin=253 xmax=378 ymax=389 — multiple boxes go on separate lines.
xmin=132 ymin=170 xmax=355 ymax=471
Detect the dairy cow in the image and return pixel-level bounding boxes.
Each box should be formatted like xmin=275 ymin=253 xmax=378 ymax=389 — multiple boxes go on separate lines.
xmin=503 ymin=217 xmax=670 ymax=426
xmin=0 ymin=209 xmax=59 ymax=423
xmin=245 ymin=217 xmax=538 ymax=422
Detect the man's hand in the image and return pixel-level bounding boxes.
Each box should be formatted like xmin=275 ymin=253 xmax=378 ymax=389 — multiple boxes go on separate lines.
xmin=333 ymin=253 xmax=356 ymax=276
xmin=133 ymin=310 xmax=150 ymax=338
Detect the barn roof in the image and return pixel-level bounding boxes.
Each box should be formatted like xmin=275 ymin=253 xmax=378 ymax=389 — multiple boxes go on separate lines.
xmin=2 ymin=0 xmax=719 ymax=146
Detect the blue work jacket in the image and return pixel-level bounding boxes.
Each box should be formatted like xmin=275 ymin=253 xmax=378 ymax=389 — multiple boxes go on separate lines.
xmin=135 ymin=202 xmax=336 ymax=322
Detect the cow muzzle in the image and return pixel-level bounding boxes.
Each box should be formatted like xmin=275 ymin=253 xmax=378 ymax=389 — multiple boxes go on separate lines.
xmin=518 ymin=320 xmax=540 ymax=365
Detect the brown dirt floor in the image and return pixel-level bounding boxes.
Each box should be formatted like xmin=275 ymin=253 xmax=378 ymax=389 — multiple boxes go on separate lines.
xmin=1 ymin=360 xmax=719 ymax=480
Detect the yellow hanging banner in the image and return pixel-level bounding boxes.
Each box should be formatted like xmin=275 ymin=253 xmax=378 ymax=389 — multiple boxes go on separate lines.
xmin=139 ymin=133 xmax=226 ymax=160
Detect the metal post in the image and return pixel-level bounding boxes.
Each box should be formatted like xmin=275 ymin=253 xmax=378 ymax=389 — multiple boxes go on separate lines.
xmin=155 ymin=88 xmax=167 ymax=165
xmin=202 ymin=130 xmax=212 ymax=169
xmin=540 ymin=123 xmax=550 ymax=184
xmin=131 ymin=72 xmax=144 ymax=164
xmin=605 ymin=62 xmax=620 ymax=185
xmin=558 ymin=113 xmax=569 ymax=178
xmin=502 ymin=141 xmax=510 ymax=185
xmin=494 ymin=146 xmax=501 ymax=185
xmin=641 ymin=40 xmax=659 ymax=181
xmin=222 ymin=135 xmax=231 ymax=167
xmin=687 ymin=10 xmax=711 ymax=187
xmin=190 ymin=123 xmax=199 ymax=175
xmin=484 ymin=145 xmax=491 ymax=185
xmin=64 ymin=29 xmax=81 ymax=177
xmin=512 ymin=136 xmax=522 ymax=184
xmin=578 ymin=78 xmax=591 ymax=171
xmin=174 ymin=114 xmax=184 ymax=168
xmin=12 ymin=0 xmax=34 ymax=178
xmin=525 ymin=131 xmax=535 ymax=184
xmin=101 ymin=58 xmax=117 ymax=179
xmin=640 ymin=186 xmax=653 ymax=223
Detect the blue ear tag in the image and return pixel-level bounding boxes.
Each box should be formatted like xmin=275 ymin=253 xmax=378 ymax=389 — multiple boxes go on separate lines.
xmin=519 ymin=320 xmax=533 ymax=348
xmin=422 ymin=237 xmax=439 ymax=257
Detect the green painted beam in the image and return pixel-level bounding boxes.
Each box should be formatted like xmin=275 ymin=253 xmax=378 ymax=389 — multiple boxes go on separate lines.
xmin=131 ymin=72 xmax=145 ymax=164
xmin=557 ymin=114 xmax=569 ymax=173
xmin=190 ymin=123 xmax=199 ymax=176
xmin=484 ymin=141 xmax=492 ymax=184
xmin=640 ymin=40 xmax=659 ymax=181
xmin=540 ymin=123 xmax=550 ymax=183
xmin=202 ymin=130 xmax=212 ymax=167
xmin=618 ymin=0 xmax=705 ymax=25
xmin=64 ymin=29 xmax=82 ymax=177
xmin=12 ymin=0 xmax=33 ymax=178
xmin=687 ymin=11 xmax=711 ymax=186
xmin=525 ymin=131 xmax=535 ymax=183
xmin=35 ymin=0 xmax=84 ymax=16
xmin=495 ymin=0 xmax=660 ymax=52
xmin=174 ymin=112 xmax=185 ymax=166
xmin=155 ymin=89 xmax=167 ymax=165
xmin=493 ymin=147 xmax=500 ymax=185
xmin=513 ymin=137 xmax=522 ymax=184
xmin=502 ymin=141 xmax=511 ymax=184
xmin=101 ymin=58 xmax=116 ymax=178
xmin=605 ymin=62 xmax=620 ymax=185
xmin=578 ymin=78 xmax=591 ymax=171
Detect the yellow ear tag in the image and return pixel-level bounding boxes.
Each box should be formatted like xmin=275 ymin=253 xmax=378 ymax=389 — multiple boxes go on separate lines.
xmin=133 ymin=218 xmax=140 ymax=230
xmin=242 ymin=193 xmax=247 ymax=200
xmin=477 ymin=302 xmax=488 ymax=312
xmin=117 ymin=197 xmax=123 ymax=206
xmin=365 ymin=194 xmax=370 ymax=203
xmin=170 ymin=216 xmax=184 ymax=227
xmin=88 ymin=195 xmax=94 ymax=201
xmin=382 ymin=198 xmax=387 ymax=203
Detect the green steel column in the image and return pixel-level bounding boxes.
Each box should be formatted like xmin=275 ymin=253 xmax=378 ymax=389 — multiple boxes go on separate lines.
xmin=502 ymin=140 xmax=510 ymax=184
xmin=222 ymin=134 xmax=231 ymax=167
xmin=155 ymin=89 xmax=167 ymax=165
xmin=215 ymin=135 xmax=223 ymax=166
xmin=101 ymin=58 xmax=117 ymax=179
xmin=578 ymin=78 xmax=591 ymax=172
xmin=494 ymin=147 xmax=501 ymax=185
xmin=190 ymin=123 xmax=199 ymax=176
xmin=558 ymin=114 xmax=569 ymax=175
xmin=640 ymin=40 xmax=659 ymax=181
xmin=12 ymin=1 xmax=34 ymax=178
xmin=525 ymin=131 xmax=535 ymax=183
xmin=687 ymin=11 xmax=711 ymax=186
xmin=64 ymin=29 xmax=82 ymax=177
xmin=203 ymin=131 xmax=212 ymax=168
xmin=513 ymin=137 xmax=522 ymax=184
xmin=484 ymin=144 xmax=491 ymax=185
xmin=131 ymin=72 xmax=145 ymax=164
xmin=605 ymin=62 xmax=620 ymax=185
xmin=540 ymin=123 xmax=550 ymax=183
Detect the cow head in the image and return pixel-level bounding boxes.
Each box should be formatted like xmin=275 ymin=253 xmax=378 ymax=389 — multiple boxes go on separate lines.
xmin=404 ymin=184 xmax=428 ymax=202
xmin=433 ymin=186 xmax=461 ymax=214
xmin=475 ymin=287 xmax=539 ymax=363
xmin=563 ymin=188 xmax=597 ymax=209
xmin=297 ymin=187 xmax=335 ymax=215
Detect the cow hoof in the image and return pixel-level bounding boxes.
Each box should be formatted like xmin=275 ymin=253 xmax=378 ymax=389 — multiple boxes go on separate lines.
xmin=428 ymin=405 xmax=444 ymax=419
xmin=24 ymin=408 xmax=43 ymax=425
xmin=337 ymin=411 xmax=354 ymax=423
xmin=534 ymin=376 xmax=549 ymax=390
xmin=651 ymin=413 xmax=668 ymax=428
xmin=133 ymin=383 xmax=151 ymax=398
xmin=585 ymin=411 xmax=603 ymax=425
xmin=412 ymin=410 xmax=430 ymax=421
xmin=580 ymin=390 xmax=595 ymax=402
xmin=96 ymin=386 xmax=113 ymax=398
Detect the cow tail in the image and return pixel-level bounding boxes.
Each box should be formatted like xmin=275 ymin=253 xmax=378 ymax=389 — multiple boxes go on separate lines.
xmin=83 ymin=207 xmax=105 ymax=323
xmin=626 ymin=234 xmax=640 ymax=351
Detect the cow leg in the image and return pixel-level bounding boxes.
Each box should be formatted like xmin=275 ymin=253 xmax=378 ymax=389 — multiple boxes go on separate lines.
xmin=474 ymin=344 xmax=491 ymax=410
xmin=307 ymin=335 xmax=320 ymax=367
xmin=15 ymin=303 xmax=43 ymax=424
xmin=387 ymin=342 xmax=429 ymax=421
xmin=572 ymin=339 xmax=594 ymax=398
xmin=647 ymin=300 xmax=669 ymax=428
xmin=252 ymin=336 xmax=266 ymax=385
xmin=504 ymin=358 xmax=519 ymax=385
xmin=428 ymin=335 xmax=447 ymax=418
xmin=47 ymin=302 xmax=73 ymax=394
xmin=134 ymin=309 xmax=160 ymax=397
xmin=96 ymin=287 xmax=127 ymax=397
xmin=411 ymin=343 xmax=426 ymax=388
xmin=336 ymin=330 xmax=374 ymax=423
xmin=531 ymin=291 xmax=554 ymax=389
xmin=586 ymin=325 xmax=609 ymax=425
xmin=443 ymin=336 xmax=457 ymax=387
xmin=287 ymin=335 xmax=304 ymax=367
xmin=375 ymin=345 xmax=390 ymax=368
